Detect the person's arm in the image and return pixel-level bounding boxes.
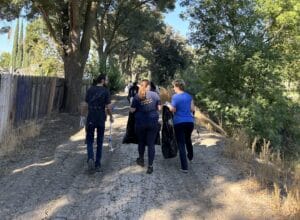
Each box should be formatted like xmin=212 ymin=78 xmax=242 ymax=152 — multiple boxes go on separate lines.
xmin=191 ymin=99 xmax=195 ymax=112
xmin=105 ymin=90 xmax=114 ymax=123
xmin=157 ymin=94 xmax=162 ymax=111
xmin=167 ymin=96 xmax=176 ymax=112
xmin=106 ymin=104 xmax=114 ymax=123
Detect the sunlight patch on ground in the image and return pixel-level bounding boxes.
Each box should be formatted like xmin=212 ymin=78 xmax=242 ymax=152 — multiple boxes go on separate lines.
xmin=69 ymin=129 xmax=85 ymax=142
xmin=12 ymin=160 xmax=55 ymax=174
xmin=140 ymin=209 xmax=172 ymax=220
xmin=140 ymin=200 xmax=202 ymax=220
xmin=18 ymin=195 xmax=72 ymax=219
xmin=118 ymin=165 xmax=144 ymax=174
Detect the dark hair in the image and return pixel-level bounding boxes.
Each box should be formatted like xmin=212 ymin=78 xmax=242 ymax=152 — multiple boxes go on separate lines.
xmin=92 ymin=74 xmax=106 ymax=86
xmin=172 ymin=79 xmax=185 ymax=91
xmin=133 ymin=82 xmax=138 ymax=87
xmin=150 ymin=81 xmax=156 ymax=91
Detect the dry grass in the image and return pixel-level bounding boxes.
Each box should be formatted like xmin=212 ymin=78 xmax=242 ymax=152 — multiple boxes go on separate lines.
xmin=224 ymin=131 xmax=300 ymax=218
xmin=0 ymin=121 xmax=41 ymax=156
xmin=223 ymin=130 xmax=253 ymax=162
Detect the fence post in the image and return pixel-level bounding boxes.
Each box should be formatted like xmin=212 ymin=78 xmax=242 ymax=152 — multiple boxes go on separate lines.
xmin=47 ymin=78 xmax=56 ymax=115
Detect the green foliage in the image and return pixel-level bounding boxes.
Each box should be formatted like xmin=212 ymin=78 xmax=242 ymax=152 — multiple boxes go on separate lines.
xmin=0 ymin=52 xmax=11 ymax=69
xmin=106 ymin=61 xmax=125 ymax=93
xmin=11 ymin=19 xmax=19 ymax=70
xmin=24 ymin=18 xmax=63 ymax=76
xmin=16 ymin=20 xmax=23 ymax=68
xmin=181 ymin=0 xmax=300 ymax=158
xmin=149 ymin=28 xmax=191 ymax=85
xmin=86 ymin=53 xmax=124 ymax=93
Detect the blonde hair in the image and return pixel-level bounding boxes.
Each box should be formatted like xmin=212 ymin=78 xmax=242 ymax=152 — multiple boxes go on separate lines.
xmin=172 ymin=79 xmax=185 ymax=91
xmin=138 ymin=79 xmax=150 ymax=100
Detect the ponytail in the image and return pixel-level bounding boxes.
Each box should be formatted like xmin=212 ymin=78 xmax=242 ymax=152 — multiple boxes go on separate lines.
xmin=138 ymin=79 xmax=150 ymax=100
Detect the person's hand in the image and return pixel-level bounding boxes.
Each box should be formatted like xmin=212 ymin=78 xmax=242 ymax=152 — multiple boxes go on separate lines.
xmin=164 ymin=101 xmax=171 ymax=108
xmin=79 ymin=116 xmax=86 ymax=128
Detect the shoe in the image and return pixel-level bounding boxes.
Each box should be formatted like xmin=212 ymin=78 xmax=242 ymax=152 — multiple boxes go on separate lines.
xmin=146 ymin=166 xmax=153 ymax=174
xmin=87 ymin=159 xmax=94 ymax=173
xmin=180 ymin=169 xmax=188 ymax=173
xmin=136 ymin=158 xmax=145 ymax=167
xmin=95 ymin=166 xmax=103 ymax=172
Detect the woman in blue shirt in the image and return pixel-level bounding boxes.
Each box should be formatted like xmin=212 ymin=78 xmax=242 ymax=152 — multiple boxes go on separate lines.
xmin=167 ymin=79 xmax=195 ymax=173
xmin=130 ymin=79 xmax=161 ymax=174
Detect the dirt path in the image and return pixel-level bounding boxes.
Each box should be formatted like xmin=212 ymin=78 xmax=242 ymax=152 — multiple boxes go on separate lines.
xmin=0 ymin=94 xmax=281 ymax=220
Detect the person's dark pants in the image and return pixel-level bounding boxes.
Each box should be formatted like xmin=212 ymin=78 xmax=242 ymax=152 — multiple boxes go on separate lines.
xmin=174 ymin=122 xmax=194 ymax=170
xmin=135 ymin=123 xmax=159 ymax=166
xmin=86 ymin=121 xmax=105 ymax=167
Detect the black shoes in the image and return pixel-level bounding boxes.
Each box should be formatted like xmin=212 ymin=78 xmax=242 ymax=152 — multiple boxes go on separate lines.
xmin=136 ymin=158 xmax=153 ymax=174
xmin=146 ymin=166 xmax=153 ymax=174
xmin=180 ymin=169 xmax=188 ymax=173
xmin=95 ymin=166 xmax=103 ymax=172
xmin=136 ymin=158 xmax=145 ymax=167
xmin=87 ymin=159 xmax=94 ymax=173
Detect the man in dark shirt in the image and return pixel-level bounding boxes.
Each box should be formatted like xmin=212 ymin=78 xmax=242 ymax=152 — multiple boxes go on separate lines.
xmin=127 ymin=82 xmax=139 ymax=103
xmin=85 ymin=74 xmax=113 ymax=173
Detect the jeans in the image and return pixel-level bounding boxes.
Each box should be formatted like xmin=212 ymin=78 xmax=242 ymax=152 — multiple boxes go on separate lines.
xmin=135 ymin=123 xmax=159 ymax=166
xmin=174 ymin=122 xmax=194 ymax=170
xmin=86 ymin=121 xmax=105 ymax=167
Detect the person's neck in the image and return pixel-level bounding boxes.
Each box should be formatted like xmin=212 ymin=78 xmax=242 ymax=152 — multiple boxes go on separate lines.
xmin=176 ymin=90 xmax=184 ymax=94
xmin=96 ymin=83 xmax=104 ymax=87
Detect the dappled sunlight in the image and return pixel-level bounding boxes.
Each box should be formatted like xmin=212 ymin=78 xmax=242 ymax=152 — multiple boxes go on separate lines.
xmin=18 ymin=195 xmax=72 ymax=220
xmin=140 ymin=208 xmax=172 ymax=220
xmin=12 ymin=160 xmax=55 ymax=174
xmin=200 ymin=138 xmax=222 ymax=147
xmin=113 ymin=106 xmax=129 ymax=111
xmin=91 ymin=188 xmax=142 ymax=216
xmin=140 ymin=200 xmax=208 ymax=220
xmin=69 ymin=129 xmax=85 ymax=142
xmin=118 ymin=165 xmax=144 ymax=174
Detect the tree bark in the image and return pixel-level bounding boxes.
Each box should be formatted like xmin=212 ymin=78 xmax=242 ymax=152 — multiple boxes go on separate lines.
xmin=63 ymin=54 xmax=84 ymax=113
xmin=38 ymin=0 xmax=99 ymax=113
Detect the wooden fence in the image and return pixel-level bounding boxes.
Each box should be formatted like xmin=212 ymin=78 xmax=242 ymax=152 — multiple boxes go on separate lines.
xmin=0 ymin=74 xmax=65 ymax=143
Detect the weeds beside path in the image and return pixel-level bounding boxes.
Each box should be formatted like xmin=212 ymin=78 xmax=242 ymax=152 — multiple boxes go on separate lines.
xmin=0 ymin=93 xmax=283 ymax=219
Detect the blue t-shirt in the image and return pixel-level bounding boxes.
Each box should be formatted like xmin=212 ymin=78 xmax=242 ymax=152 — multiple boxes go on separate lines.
xmin=85 ymin=85 xmax=111 ymax=126
xmin=131 ymin=91 xmax=161 ymax=125
xmin=171 ymin=92 xmax=194 ymax=125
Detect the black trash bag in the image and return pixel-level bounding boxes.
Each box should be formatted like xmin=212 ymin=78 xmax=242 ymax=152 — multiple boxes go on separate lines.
xmin=161 ymin=105 xmax=178 ymax=158
xmin=122 ymin=112 xmax=137 ymax=144
xmin=122 ymin=112 xmax=161 ymax=145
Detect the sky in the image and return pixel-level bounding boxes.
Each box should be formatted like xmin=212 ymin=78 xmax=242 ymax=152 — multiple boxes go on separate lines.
xmin=0 ymin=3 xmax=189 ymax=55
xmin=163 ymin=2 xmax=189 ymax=38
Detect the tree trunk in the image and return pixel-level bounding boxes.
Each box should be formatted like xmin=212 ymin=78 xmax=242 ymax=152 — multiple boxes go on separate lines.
xmin=63 ymin=54 xmax=85 ymax=114
xmin=97 ymin=48 xmax=108 ymax=73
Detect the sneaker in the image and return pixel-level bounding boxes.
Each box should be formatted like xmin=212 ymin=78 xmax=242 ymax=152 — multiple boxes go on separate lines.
xmin=95 ymin=166 xmax=103 ymax=173
xmin=87 ymin=159 xmax=94 ymax=173
xmin=146 ymin=166 xmax=153 ymax=174
xmin=136 ymin=158 xmax=145 ymax=167
xmin=180 ymin=169 xmax=188 ymax=173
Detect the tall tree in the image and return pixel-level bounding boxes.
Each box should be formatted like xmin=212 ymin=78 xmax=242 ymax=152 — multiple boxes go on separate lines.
xmin=16 ymin=20 xmax=23 ymax=68
xmin=93 ymin=0 xmax=175 ymax=74
xmin=2 ymin=0 xmax=99 ymax=112
xmin=35 ymin=0 xmax=99 ymax=112
xmin=11 ymin=18 xmax=19 ymax=71
xmin=148 ymin=27 xmax=190 ymax=85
